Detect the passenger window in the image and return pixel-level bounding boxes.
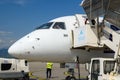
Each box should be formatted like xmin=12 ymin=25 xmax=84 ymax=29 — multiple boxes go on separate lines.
xmin=53 ymin=22 xmax=66 ymax=29
xmin=1 ymin=63 xmax=12 ymax=71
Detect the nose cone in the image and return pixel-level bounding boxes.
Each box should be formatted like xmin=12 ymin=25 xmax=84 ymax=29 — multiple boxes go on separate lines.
xmin=8 ymin=30 xmax=38 ymax=58
xmin=8 ymin=41 xmax=22 ymax=57
xmin=8 ymin=44 xmax=15 ymax=55
xmin=8 ymin=34 xmax=29 ymax=57
xmin=8 ymin=30 xmax=37 ymax=58
xmin=8 ymin=47 xmax=14 ymax=57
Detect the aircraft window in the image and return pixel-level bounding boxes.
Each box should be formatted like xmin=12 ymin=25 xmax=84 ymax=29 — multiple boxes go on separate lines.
xmin=36 ymin=22 xmax=53 ymax=29
xmin=53 ymin=22 xmax=66 ymax=29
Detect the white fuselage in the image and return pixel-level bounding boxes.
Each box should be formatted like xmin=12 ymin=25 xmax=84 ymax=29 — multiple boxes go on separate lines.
xmin=8 ymin=14 xmax=114 ymax=63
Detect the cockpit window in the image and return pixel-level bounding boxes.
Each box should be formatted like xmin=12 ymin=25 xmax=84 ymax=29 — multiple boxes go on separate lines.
xmin=36 ymin=22 xmax=53 ymax=29
xmin=53 ymin=22 xmax=66 ymax=29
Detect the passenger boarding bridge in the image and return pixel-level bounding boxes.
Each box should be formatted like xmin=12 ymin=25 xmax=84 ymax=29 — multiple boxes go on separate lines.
xmin=81 ymin=0 xmax=120 ymax=27
xmin=81 ymin=0 xmax=120 ymax=59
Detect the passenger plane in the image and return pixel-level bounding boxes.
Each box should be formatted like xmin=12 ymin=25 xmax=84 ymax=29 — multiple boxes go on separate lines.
xmin=8 ymin=14 xmax=114 ymax=63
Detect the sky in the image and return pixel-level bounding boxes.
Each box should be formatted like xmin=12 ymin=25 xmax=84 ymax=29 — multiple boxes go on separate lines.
xmin=0 ymin=0 xmax=85 ymax=49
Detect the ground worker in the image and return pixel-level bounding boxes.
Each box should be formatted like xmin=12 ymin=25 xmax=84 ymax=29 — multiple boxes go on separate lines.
xmin=46 ymin=62 xmax=53 ymax=79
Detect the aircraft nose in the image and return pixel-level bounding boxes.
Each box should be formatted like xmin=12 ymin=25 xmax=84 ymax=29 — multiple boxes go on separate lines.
xmin=8 ymin=45 xmax=14 ymax=56
xmin=8 ymin=43 xmax=21 ymax=57
xmin=8 ymin=30 xmax=39 ymax=58
xmin=8 ymin=36 xmax=27 ymax=57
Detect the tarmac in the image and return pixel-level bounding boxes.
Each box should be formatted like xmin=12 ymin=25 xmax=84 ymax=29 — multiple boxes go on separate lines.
xmin=29 ymin=62 xmax=88 ymax=80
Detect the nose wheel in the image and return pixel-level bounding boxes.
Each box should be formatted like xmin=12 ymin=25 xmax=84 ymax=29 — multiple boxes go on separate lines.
xmin=65 ymin=56 xmax=80 ymax=80
xmin=65 ymin=76 xmax=76 ymax=80
xmin=65 ymin=68 xmax=76 ymax=80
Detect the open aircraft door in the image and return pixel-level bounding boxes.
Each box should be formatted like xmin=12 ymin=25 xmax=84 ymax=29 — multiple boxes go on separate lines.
xmin=72 ymin=15 xmax=99 ymax=48
xmin=73 ymin=25 xmax=99 ymax=48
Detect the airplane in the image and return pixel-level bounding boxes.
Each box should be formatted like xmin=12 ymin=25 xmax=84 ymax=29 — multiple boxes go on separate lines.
xmin=8 ymin=14 xmax=114 ymax=63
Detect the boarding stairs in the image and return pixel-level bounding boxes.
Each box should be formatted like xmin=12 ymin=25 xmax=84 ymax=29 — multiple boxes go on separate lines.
xmin=100 ymin=24 xmax=120 ymax=59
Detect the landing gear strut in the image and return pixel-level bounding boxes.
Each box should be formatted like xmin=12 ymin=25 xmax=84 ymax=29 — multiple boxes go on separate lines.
xmin=65 ymin=56 xmax=80 ymax=80
xmin=76 ymin=56 xmax=80 ymax=80
xmin=65 ymin=68 xmax=76 ymax=80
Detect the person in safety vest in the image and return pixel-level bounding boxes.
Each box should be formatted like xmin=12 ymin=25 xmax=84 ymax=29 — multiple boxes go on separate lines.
xmin=46 ymin=62 xmax=53 ymax=79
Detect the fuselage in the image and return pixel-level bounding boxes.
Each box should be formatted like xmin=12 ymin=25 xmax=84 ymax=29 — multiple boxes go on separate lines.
xmin=8 ymin=14 xmax=114 ymax=63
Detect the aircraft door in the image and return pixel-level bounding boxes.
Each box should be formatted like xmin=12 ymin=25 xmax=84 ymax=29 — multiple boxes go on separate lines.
xmin=91 ymin=60 xmax=100 ymax=80
xmin=72 ymin=25 xmax=98 ymax=48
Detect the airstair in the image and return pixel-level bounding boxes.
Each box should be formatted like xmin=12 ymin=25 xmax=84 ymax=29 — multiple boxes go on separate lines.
xmin=100 ymin=24 xmax=120 ymax=59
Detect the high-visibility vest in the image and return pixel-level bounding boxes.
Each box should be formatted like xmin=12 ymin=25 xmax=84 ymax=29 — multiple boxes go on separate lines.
xmin=46 ymin=62 xmax=53 ymax=69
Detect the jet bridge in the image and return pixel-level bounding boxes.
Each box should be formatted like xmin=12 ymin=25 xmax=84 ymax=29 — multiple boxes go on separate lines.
xmin=81 ymin=0 xmax=120 ymax=27
xmin=81 ymin=0 xmax=120 ymax=59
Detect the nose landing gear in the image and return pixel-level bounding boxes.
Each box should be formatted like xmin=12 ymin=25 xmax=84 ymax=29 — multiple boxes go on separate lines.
xmin=65 ymin=68 xmax=76 ymax=80
xmin=65 ymin=56 xmax=80 ymax=80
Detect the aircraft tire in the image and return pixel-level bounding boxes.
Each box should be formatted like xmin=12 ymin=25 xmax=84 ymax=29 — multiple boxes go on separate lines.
xmin=65 ymin=76 xmax=76 ymax=80
xmin=65 ymin=76 xmax=70 ymax=80
xmin=69 ymin=76 xmax=76 ymax=80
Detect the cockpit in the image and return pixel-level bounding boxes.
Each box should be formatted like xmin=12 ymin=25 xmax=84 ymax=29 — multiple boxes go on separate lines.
xmin=36 ymin=22 xmax=66 ymax=30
